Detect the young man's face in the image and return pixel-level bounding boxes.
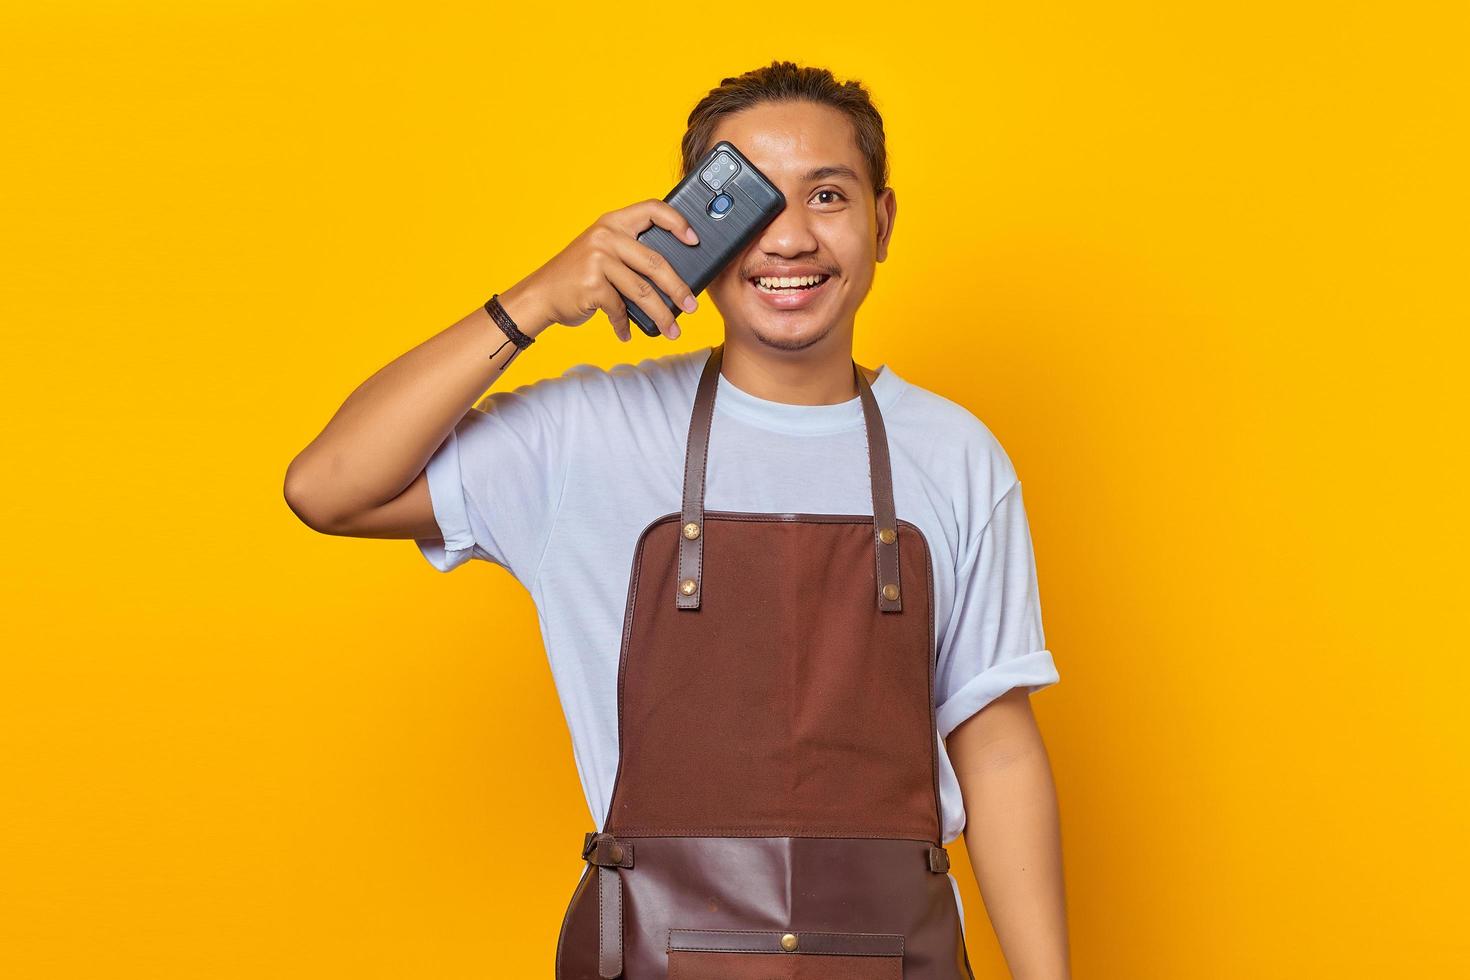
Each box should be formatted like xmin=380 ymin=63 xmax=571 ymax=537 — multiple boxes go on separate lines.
xmin=703 ymin=100 xmax=896 ymax=354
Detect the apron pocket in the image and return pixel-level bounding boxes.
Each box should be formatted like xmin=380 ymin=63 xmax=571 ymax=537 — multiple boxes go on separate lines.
xmin=667 ymin=927 xmax=903 ymax=979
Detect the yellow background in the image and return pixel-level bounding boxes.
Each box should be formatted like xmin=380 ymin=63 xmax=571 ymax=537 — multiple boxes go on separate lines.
xmin=3 ymin=2 xmax=1465 ymax=976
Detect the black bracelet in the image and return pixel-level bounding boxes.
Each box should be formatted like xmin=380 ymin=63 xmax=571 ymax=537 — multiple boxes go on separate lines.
xmin=484 ymin=293 xmax=535 ymax=364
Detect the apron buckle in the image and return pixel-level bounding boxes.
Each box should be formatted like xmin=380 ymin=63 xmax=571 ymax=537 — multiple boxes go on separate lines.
xmin=579 ymin=832 xmax=630 ymax=978
xmin=927 ymin=844 xmax=951 ymax=873
xmin=581 ymin=831 xmax=634 ymax=868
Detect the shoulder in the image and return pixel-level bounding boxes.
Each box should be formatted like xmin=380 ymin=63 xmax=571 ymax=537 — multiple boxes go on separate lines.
xmin=602 ymin=345 xmax=709 ymax=403
xmin=887 ymin=374 xmax=1020 ymax=508
xmin=473 ymin=346 xmax=709 ymax=417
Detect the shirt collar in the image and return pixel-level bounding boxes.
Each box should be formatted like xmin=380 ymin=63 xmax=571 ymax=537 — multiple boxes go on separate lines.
xmin=712 ymin=354 xmax=908 ymax=436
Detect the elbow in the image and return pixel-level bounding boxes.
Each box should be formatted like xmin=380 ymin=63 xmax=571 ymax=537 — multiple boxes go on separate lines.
xmin=283 ymin=453 xmax=343 ymax=534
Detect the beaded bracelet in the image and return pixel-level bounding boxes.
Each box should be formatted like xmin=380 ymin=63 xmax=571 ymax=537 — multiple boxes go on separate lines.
xmin=484 ymin=293 xmax=536 ymax=365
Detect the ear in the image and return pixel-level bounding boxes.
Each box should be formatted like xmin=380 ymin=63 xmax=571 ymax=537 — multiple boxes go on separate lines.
xmin=874 ymin=186 xmax=897 ymax=263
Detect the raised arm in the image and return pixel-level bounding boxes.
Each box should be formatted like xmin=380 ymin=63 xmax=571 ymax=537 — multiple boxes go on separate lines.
xmin=282 ymin=199 xmax=703 ymax=541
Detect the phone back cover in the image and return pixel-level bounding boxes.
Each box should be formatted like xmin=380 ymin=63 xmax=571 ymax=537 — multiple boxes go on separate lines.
xmin=624 ymin=142 xmax=786 ymax=333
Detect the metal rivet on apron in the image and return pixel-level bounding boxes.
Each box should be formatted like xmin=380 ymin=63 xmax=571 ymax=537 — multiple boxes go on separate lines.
xmin=679 ymin=578 xmax=698 ymax=596
xmin=878 ymin=526 xmax=896 ymax=544
xmin=882 ymin=583 xmax=900 ymax=601
xmin=780 ymin=933 xmax=798 ymax=951
xmin=682 ymin=521 xmax=700 ymax=540
xmin=608 ymin=844 xmax=624 ymax=863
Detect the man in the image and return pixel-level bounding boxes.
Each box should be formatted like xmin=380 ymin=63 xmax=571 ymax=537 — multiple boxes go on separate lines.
xmin=285 ymin=60 xmax=1069 ymax=978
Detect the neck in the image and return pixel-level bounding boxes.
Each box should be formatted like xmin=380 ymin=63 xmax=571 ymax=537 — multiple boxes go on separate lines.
xmin=717 ymin=337 xmax=877 ymax=406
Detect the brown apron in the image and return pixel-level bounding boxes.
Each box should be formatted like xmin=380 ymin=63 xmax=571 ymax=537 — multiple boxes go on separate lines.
xmin=556 ymin=343 xmax=974 ymax=979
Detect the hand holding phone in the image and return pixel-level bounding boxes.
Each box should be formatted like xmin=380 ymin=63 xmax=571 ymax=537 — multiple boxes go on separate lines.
xmin=618 ymin=141 xmax=787 ymax=337
xmin=504 ymin=200 xmax=703 ymax=342
xmin=493 ymin=141 xmax=785 ymax=342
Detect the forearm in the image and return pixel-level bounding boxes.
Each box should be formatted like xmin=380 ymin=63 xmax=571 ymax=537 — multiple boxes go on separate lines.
xmin=284 ymin=280 xmax=551 ymax=527
xmin=957 ymin=720 xmax=1070 ymax=979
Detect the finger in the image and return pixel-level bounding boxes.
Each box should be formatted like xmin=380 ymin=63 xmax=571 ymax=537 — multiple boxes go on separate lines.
xmin=612 ymin=198 xmax=700 ymax=247
xmin=600 ymin=255 xmax=680 ymax=339
xmin=594 ymin=278 xmax=633 ymax=342
xmin=609 ymin=235 xmax=698 ymax=316
xmin=603 ymin=261 xmax=677 ymax=339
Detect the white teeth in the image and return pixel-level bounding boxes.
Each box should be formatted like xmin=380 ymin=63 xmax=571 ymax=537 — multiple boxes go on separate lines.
xmin=753 ymin=274 xmax=827 ymax=290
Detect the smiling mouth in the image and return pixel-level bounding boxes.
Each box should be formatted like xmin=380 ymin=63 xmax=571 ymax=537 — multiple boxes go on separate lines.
xmin=747 ymin=274 xmax=832 ymax=293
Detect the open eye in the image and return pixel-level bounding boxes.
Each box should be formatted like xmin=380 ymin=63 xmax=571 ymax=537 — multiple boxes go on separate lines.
xmin=813 ymin=189 xmax=847 ymax=205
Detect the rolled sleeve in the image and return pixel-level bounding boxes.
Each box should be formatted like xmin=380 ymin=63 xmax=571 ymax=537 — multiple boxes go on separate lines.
xmin=935 ymin=648 xmax=1059 ymax=740
xmin=934 ymin=480 xmax=1060 ymax=740
xmin=414 ymin=427 xmax=478 ymax=573
xmin=409 ymin=366 xmax=584 ymax=584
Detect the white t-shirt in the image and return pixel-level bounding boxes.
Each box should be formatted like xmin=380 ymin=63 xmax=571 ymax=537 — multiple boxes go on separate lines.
xmin=415 ymin=345 xmax=1059 ymax=924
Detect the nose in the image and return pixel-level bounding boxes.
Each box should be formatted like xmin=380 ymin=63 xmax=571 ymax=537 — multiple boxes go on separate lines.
xmin=754 ymin=196 xmax=819 ymax=257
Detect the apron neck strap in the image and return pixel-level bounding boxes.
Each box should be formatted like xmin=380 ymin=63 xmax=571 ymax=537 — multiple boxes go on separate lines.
xmin=674 ymin=343 xmax=904 ymax=613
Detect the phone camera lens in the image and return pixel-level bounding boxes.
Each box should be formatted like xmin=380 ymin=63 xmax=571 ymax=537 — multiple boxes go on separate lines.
xmin=700 ymin=151 xmax=741 ymax=192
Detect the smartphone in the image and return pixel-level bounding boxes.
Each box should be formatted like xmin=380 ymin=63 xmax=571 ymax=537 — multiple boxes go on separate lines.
xmin=621 ymin=140 xmax=787 ymax=337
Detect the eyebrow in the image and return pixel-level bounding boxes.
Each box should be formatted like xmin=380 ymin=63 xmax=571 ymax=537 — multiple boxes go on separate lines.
xmin=802 ymin=164 xmax=863 ymax=184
